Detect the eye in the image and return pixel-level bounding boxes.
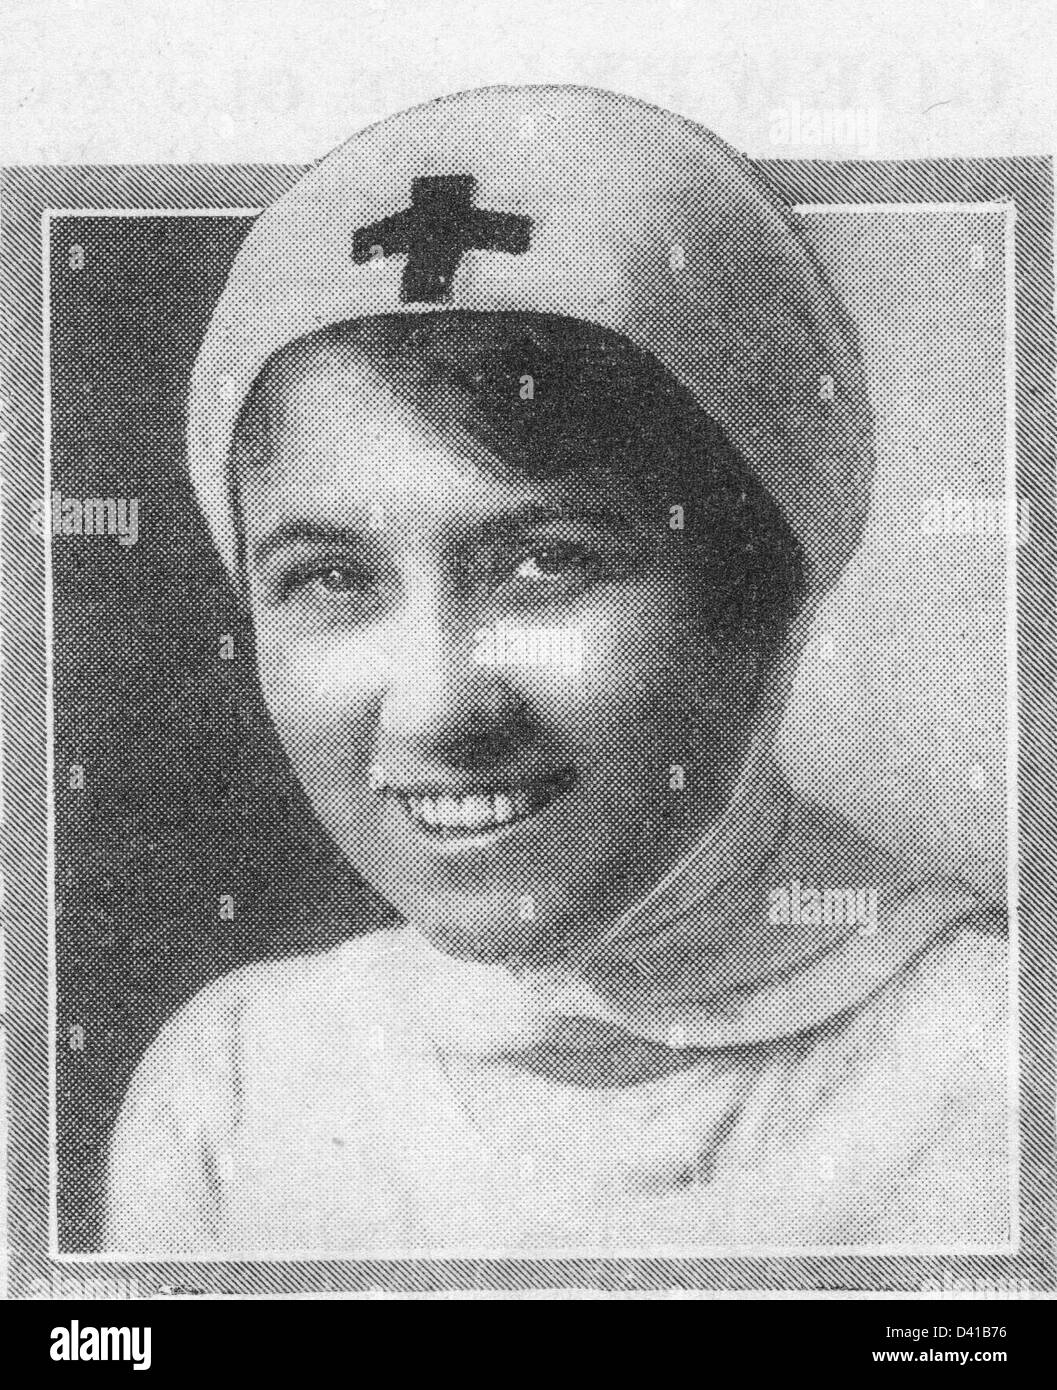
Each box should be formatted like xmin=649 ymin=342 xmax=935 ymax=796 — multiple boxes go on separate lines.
xmin=313 ymin=564 xmax=363 ymax=594
xmin=511 ymin=542 xmax=602 ymax=584
xmin=271 ymin=556 xmax=376 ymax=607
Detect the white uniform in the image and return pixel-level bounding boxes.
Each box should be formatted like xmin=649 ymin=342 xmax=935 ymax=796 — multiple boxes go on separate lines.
xmin=105 ymin=786 xmax=1009 ymax=1256
xmin=134 ymin=84 xmax=1008 ymax=1260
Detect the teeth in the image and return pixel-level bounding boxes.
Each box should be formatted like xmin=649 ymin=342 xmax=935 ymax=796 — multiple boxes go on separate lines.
xmin=462 ymin=796 xmax=491 ymax=829
xmin=397 ymin=785 xmax=564 ymax=834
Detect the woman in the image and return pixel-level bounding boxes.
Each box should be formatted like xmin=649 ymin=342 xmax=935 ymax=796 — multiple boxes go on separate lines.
xmin=104 ymin=84 xmax=1008 ymax=1254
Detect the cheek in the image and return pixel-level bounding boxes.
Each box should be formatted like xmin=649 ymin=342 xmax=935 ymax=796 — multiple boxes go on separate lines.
xmin=252 ymin=621 xmax=379 ymax=778
xmin=552 ymin=587 xmax=732 ymax=752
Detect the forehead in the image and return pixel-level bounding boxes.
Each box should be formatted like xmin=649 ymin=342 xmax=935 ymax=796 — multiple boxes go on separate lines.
xmin=234 ymin=355 xmax=644 ymax=532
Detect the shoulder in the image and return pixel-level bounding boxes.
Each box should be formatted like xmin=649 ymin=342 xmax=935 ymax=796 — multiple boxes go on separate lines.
xmin=116 ymin=929 xmax=403 ymax=1127
xmin=103 ymin=931 xmax=401 ymax=1252
xmin=885 ymin=912 xmax=1008 ymax=1079
xmin=146 ymin=927 xmax=405 ymax=1065
xmin=848 ymin=918 xmax=1011 ymax=1241
xmin=748 ymin=801 xmax=1010 ymax=1131
xmin=806 ymin=912 xmax=1010 ymax=1154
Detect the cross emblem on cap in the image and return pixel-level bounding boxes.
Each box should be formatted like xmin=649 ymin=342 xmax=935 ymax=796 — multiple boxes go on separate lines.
xmin=352 ymin=174 xmax=533 ymax=304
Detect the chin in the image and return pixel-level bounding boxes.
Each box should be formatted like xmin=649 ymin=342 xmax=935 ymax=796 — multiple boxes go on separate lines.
xmin=396 ymin=882 xmax=583 ymax=965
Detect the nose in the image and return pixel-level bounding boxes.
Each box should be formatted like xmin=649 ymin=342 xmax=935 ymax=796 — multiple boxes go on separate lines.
xmin=377 ymin=584 xmax=535 ymax=773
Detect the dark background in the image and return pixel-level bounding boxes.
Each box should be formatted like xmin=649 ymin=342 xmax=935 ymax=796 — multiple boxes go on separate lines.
xmin=51 ymin=216 xmax=384 ymax=1251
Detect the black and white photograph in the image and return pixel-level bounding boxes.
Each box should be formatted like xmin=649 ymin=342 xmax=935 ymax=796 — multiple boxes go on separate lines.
xmin=1 ymin=0 xmax=1054 ymax=1337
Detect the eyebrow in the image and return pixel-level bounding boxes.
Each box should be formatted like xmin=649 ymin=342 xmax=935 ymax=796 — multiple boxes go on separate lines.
xmin=250 ymin=501 xmax=638 ymax=571
xmin=251 ymin=521 xmax=371 ymax=571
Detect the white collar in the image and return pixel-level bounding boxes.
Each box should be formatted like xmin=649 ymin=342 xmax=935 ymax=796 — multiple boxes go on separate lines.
xmin=378 ymin=766 xmax=983 ymax=1059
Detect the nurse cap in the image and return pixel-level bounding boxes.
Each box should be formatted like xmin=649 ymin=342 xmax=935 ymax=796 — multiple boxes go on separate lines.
xmin=188 ymin=83 xmax=874 ymax=594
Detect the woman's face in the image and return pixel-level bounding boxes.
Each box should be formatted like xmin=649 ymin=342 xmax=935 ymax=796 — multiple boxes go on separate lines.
xmin=238 ymin=362 xmax=765 ymax=963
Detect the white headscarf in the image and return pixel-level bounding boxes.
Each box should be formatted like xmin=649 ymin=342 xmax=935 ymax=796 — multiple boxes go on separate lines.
xmin=187 ymin=85 xmax=964 ymax=1060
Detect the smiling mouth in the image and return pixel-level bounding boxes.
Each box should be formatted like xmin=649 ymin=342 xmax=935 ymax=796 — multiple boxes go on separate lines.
xmin=386 ymin=770 xmax=577 ymax=840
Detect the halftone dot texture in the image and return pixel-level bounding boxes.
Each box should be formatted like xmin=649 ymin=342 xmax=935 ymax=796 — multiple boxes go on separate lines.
xmin=104 ymin=908 xmax=1009 ymax=1255
xmin=188 ymin=84 xmax=873 ymax=596
xmin=59 ymin=94 xmax=1011 ymax=1263
xmin=779 ymin=207 xmax=1010 ymax=896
